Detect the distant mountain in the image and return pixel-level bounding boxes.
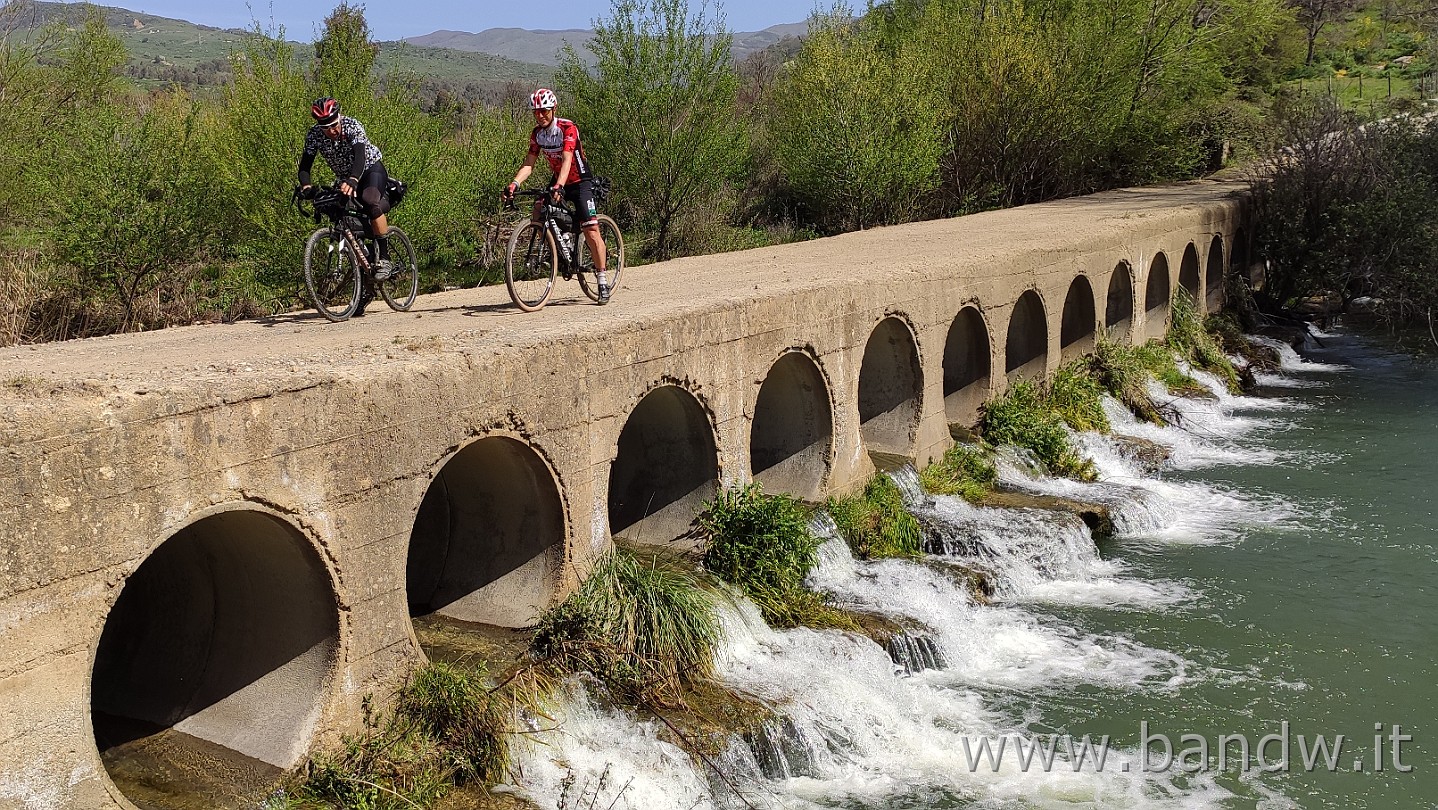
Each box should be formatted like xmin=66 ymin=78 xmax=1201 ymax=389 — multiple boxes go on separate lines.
xmin=14 ymin=2 xmax=551 ymax=95
xmin=403 ymin=21 xmax=812 ymax=67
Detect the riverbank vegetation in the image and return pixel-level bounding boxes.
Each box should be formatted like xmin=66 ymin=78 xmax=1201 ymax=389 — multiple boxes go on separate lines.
xmin=5 ymin=0 xmax=1429 ymax=344
xmin=1249 ymin=95 xmax=1438 ymax=332
xmin=699 ymin=483 xmax=859 ymax=629
xmin=826 ymin=474 xmax=925 ymax=560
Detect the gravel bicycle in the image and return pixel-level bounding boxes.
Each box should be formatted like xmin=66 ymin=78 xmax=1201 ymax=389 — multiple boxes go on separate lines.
xmin=503 ymin=189 xmax=624 ymax=312
xmin=293 ymin=182 xmax=418 ymax=321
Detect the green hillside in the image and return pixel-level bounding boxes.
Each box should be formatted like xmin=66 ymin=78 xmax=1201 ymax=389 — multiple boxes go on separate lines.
xmin=7 ymin=2 xmax=551 ymax=94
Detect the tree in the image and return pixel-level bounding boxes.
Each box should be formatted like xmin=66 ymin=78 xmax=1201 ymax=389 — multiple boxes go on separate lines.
xmin=312 ymin=2 xmax=377 ymax=101
xmin=556 ymin=0 xmax=748 ymax=260
xmin=767 ymin=7 xmax=943 ymax=231
xmin=1291 ymin=0 xmax=1358 ymax=65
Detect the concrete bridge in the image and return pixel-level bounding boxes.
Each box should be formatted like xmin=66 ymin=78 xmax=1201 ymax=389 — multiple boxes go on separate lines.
xmin=0 ymin=177 xmax=1252 ymax=809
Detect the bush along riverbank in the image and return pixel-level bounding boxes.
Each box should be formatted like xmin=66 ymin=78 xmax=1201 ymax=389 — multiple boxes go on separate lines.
xmin=265 ymin=292 xmax=1286 ymax=809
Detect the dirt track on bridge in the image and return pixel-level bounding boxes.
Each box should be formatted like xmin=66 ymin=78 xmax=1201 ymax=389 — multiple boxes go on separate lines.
xmin=0 ymin=179 xmax=1243 ymax=399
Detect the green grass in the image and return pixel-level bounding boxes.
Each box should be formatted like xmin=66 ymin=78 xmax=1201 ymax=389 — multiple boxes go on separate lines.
xmin=979 ymin=380 xmax=1097 ymax=480
xmin=918 ymin=442 xmax=997 ymax=502
xmin=529 ymin=548 xmax=721 ymax=706
xmin=826 ymin=474 xmax=924 ymax=559
xmin=277 ymin=662 xmax=510 ymax=809
xmin=1166 ymin=289 xmax=1242 ymax=394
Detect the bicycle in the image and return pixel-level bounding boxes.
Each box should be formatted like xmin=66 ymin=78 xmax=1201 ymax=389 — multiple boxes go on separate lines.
xmin=293 ymin=181 xmax=418 ymax=321
xmin=503 ymin=189 xmax=624 ymax=312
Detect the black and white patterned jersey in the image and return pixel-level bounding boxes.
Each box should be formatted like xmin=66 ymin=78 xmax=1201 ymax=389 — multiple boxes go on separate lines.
xmin=302 ymin=116 xmax=382 ymax=179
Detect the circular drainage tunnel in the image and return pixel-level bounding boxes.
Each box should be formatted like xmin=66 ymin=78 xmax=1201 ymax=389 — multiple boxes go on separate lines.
xmin=407 ymin=436 xmax=565 ymax=627
xmin=858 ymin=317 xmax=922 ymax=456
xmin=751 ymin=352 xmax=832 ymax=499
xmin=92 ymin=509 xmax=339 ymax=799
xmin=609 ymin=385 xmax=718 ymax=543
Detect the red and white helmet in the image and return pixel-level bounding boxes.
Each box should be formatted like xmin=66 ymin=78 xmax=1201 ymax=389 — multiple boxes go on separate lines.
xmin=311 ymin=97 xmax=340 ymax=126
xmin=530 ymin=88 xmax=558 ymax=110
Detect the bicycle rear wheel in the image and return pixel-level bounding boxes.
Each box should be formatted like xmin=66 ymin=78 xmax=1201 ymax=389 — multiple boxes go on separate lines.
xmin=505 ymin=220 xmax=558 ymax=311
xmin=377 ymin=226 xmax=419 ymax=311
xmin=304 ymin=227 xmax=362 ymax=321
xmin=575 ymin=215 xmax=625 ymax=302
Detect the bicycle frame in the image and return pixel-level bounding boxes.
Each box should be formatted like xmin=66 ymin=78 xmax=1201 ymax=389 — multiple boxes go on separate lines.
xmin=296 ymin=187 xmax=377 ymax=272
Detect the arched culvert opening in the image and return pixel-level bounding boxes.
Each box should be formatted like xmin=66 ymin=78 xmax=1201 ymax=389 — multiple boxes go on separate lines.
xmin=942 ymin=306 xmax=991 ymax=427
xmin=1233 ymin=227 xmax=1258 ymax=289
xmin=1060 ymin=276 xmax=1097 ymax=360
xmin=858 ymin=316 xmax=923 ymax=457
xmin=751 ymin=352 xmax=833 ymax=500
xmin=407 ymin=436 xmax=565 ymax=627
xmin=1106 ymin=261 xmax=1134 ymax=340
xmin=1144 ymin=252 xmax=1171 ymax=340
xmin=1206 ymin=234 xmax=1225 ymax=310
xmin=1179 ymin=242 xmax=1202 ymax=305
xmin=1005 ymin=290 xmax=1048 ymax=381
xmin=609 ymin=385 xmax=719 ymax=544
xmin=92 ymin=509 xmax=339 ymax=801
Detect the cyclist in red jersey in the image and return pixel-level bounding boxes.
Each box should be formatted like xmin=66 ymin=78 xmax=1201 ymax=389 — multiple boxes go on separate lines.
xmin=503 ymin=88 xmax=612 ymax=304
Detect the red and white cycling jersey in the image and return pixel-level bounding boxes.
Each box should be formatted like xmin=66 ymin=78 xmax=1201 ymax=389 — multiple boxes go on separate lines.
xmin=528 ymin=118 xmax=591 ymax=185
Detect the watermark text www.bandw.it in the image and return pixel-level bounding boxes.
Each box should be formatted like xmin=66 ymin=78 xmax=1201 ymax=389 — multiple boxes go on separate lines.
xmin=960 ymin=722 xmax=1413 ymax=774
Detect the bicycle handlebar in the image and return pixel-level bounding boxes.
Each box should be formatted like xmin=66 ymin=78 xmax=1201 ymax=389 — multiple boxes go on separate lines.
xmin=293 ymin=183 xmax=363 ymax=221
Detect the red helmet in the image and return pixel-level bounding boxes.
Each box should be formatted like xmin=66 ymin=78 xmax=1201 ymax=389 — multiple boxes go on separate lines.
xmin=311 ymin=97 xmax=340 ymax=126
xmin=530 ymin=88 xmax=557 ymax=110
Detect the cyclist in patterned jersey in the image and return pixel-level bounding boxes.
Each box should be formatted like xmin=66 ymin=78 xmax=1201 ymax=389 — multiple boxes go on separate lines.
xmin=503 ymin=88 xmax=611 ymax=304
xmin=298 ymin=98 xmax=395 ymax=313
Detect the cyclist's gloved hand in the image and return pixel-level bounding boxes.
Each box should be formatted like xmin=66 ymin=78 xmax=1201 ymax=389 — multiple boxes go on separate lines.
xmin=503 ymin=182 xmax=517 ymax=202
xmin=549 ymin=183 xmax=563 ymax=202
xmin=299 ymin=184 xmax=316 ymax=200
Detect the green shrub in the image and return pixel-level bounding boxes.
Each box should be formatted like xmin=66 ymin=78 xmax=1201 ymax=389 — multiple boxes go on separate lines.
xmin=700 ymin=484 xmax=815 ymax=594
xmin=395 ymin=662 xmax=509 ymax=784
xmin=530 ymin=548 xmax=721 ymax=705
xmin=1048 ymin=361 xmax=1109 ymax=433
xmin=826 ymin=474 xmax=923 ymax=559
xmin=698 ymin=483 xmax=857 ymax=630
xmin=979 ymin=380 xmax=1096 ymax=480
xmin=919 ymin=442 xmax=997 ymax=501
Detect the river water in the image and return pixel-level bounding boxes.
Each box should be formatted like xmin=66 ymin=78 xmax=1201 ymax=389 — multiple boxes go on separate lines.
xmin=503 ymin=329 xmax=1436 ymax=809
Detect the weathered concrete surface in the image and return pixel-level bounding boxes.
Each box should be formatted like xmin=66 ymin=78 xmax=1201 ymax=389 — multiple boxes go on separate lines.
xmin=0 ymin=177 xmax=1252 ymax=808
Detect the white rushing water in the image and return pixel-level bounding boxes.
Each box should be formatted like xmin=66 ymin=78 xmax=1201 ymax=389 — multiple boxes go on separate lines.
xmin=502 ymin=338 xmax=1339 ymax=810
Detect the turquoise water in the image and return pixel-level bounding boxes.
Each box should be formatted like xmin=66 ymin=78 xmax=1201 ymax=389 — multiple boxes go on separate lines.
xmin=1014 ymin=331 xmax=1436 ymax=808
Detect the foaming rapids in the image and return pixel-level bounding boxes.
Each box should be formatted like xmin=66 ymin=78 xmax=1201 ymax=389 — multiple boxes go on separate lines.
xmin=885 ymin=469 xmax=1186 ymax=608
xmin=1247 ymin=333 xmax=1350 ymax=387
xmin=506 ymin=517 xmax=1220 ymax=809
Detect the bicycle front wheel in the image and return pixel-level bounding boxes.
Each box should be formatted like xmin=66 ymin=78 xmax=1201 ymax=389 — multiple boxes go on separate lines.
xmin=304 ymin=227 xmax=362 ymax=321
xmin=575 ymin=215 xmax=625 ymax=302
xmin=377 ymin=226 xmax=419 ymax=311
xmin=505 ymin=220 xmax=558 ymax=312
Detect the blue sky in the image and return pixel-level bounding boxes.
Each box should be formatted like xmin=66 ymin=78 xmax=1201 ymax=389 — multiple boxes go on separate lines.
xmin=59 ymin=0 xmax=827 ymax=39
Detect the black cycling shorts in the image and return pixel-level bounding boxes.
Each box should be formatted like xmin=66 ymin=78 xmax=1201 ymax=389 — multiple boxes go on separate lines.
xmin=358 ymin=161 xmax=391 ymax=218
xmin=562 ymin=179 xmax=599 ymax=227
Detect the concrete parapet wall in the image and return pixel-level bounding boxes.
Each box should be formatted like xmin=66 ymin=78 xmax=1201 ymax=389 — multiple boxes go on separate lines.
xmin=0 ymin=178 xmax=1248 ymax=808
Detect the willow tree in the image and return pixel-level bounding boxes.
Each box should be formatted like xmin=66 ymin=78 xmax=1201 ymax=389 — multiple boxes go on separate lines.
xmin=556 ymin=0 xmax=747 ymax=260
xmin=765 ymin=6 xmax=944 ymax=232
